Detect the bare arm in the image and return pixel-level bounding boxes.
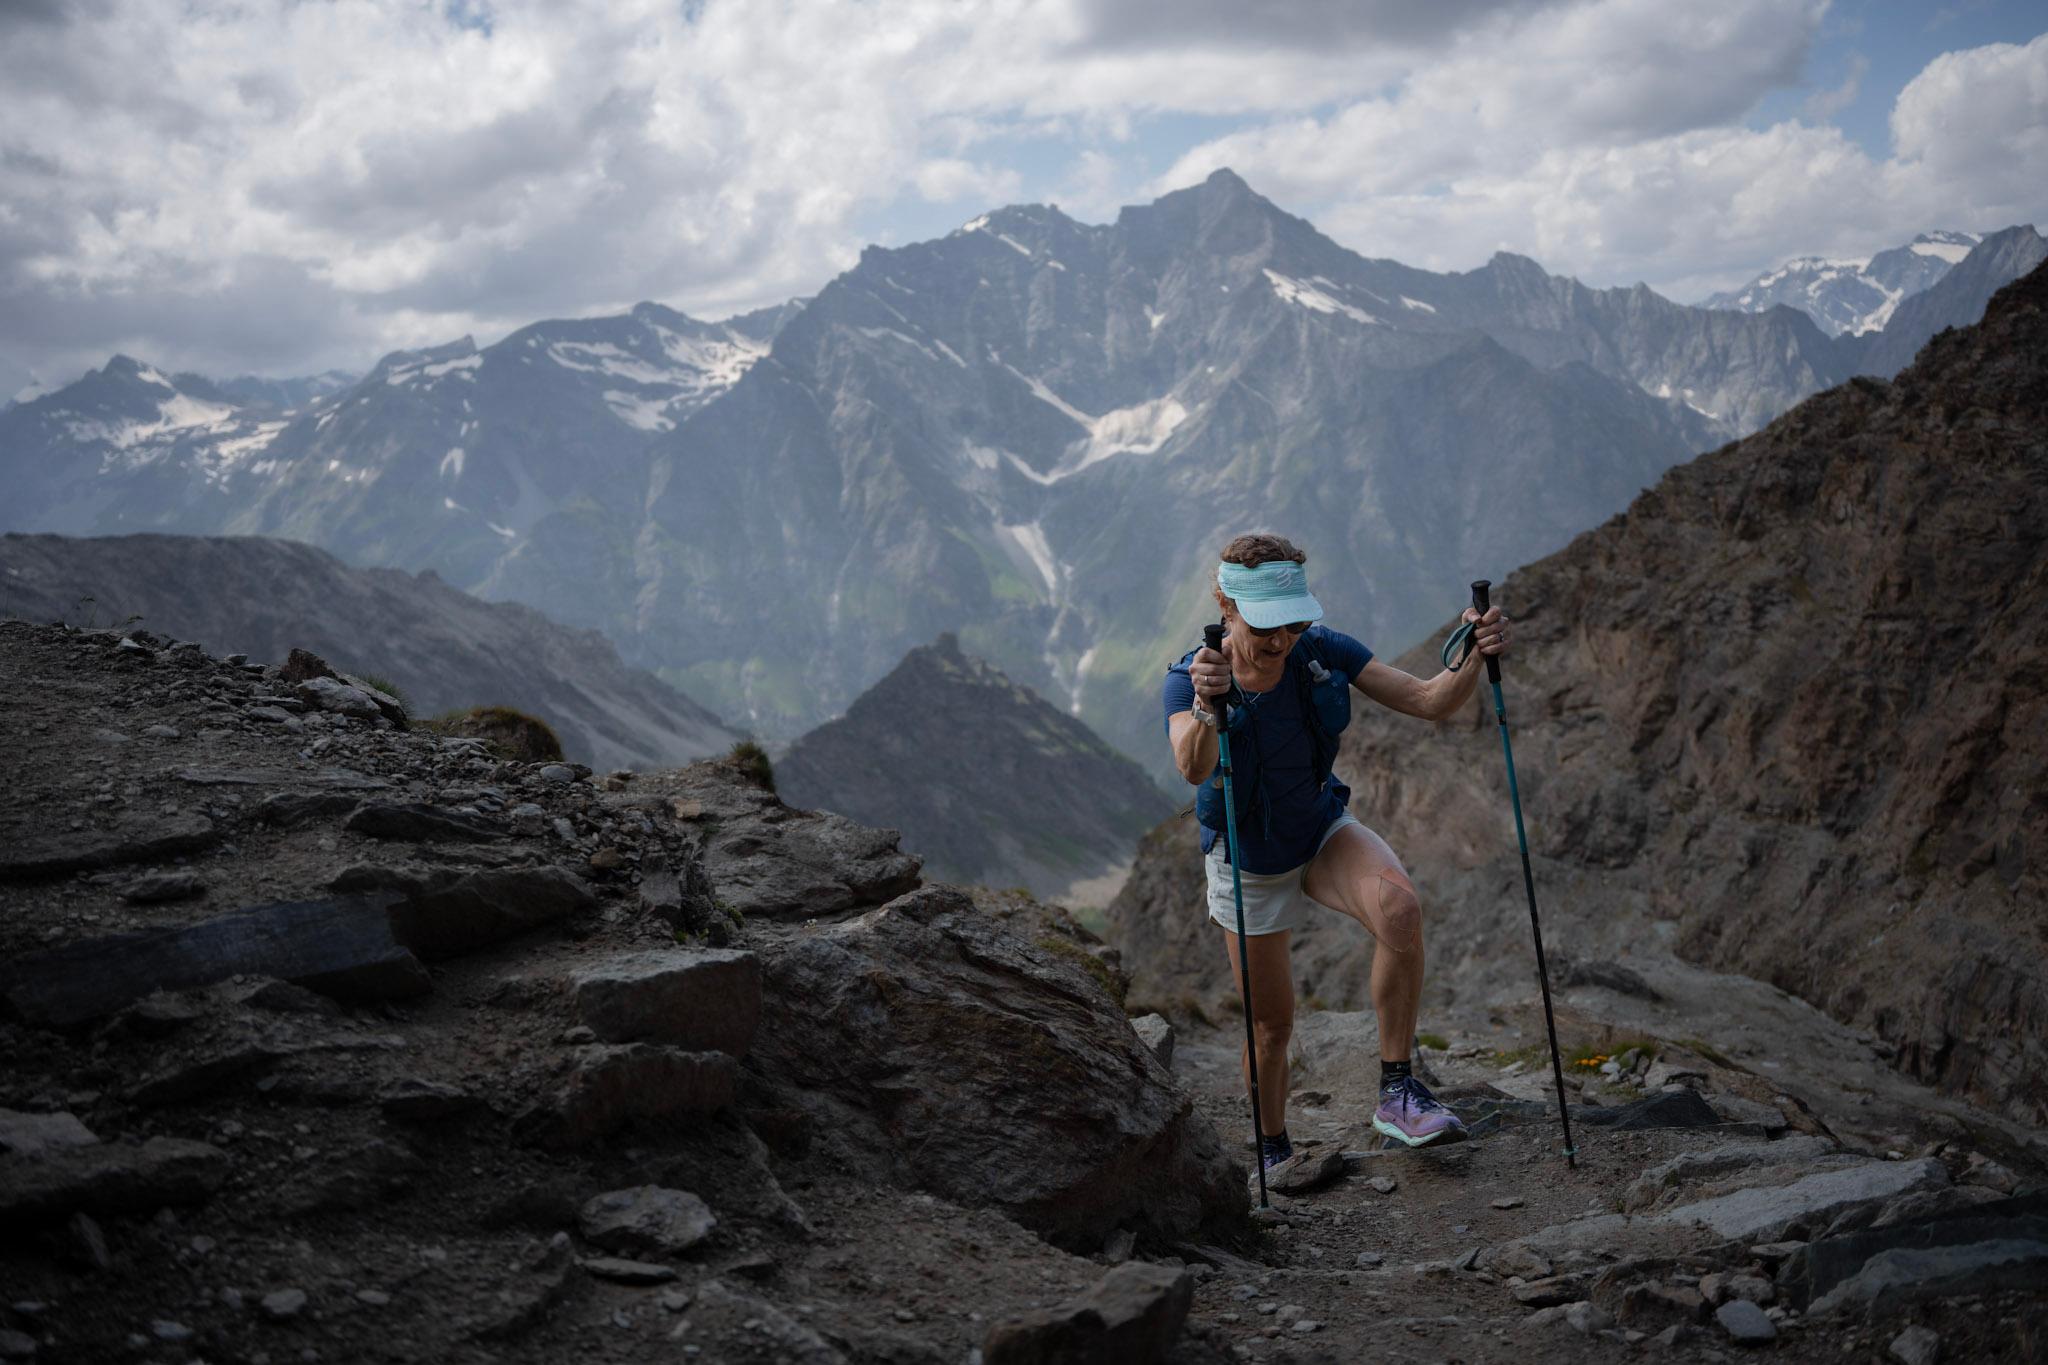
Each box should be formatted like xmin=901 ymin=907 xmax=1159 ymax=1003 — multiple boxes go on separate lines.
xmin=1167 ymin=641 xmax=1236 ymax=783
xmin=1351 ymin=606 xmax=1508 ymax=723
xmin=1167 ymin=710 xmax=1220 ymax=786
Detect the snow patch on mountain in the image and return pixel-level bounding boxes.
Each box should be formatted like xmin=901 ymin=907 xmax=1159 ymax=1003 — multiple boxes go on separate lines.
xmin=1000 ymin=368 xmax=1191 ymax=482
xmin=1910 ymin=238 xmax=1973 ymax=263
xmin=1263 ymin=270 xmax=1381 ymax=326
xmin=1000 ymin=521 xmax=1061 ymax=596
xmin=1073 ymin=396 xmax=1188 ymax=473
xmin=384 ymin=354 xmax=480 ymax=386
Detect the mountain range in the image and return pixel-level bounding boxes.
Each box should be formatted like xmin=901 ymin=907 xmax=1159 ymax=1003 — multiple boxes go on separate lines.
xmin=0 ymin=532 xmax=739 ymax=772
xmin=3 ymin=171 xmax=2040 ymax=783
xmin=1702 ymin=230 xmax=1980 ymax=336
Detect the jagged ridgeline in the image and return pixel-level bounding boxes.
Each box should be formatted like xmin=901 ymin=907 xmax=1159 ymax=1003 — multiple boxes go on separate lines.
xmin=7 ymin=173 xmax=2038 ymax=783
xmin=0 ymin=531 xmax=739 ymax=772
xmin=1112 ymin=260 xmax=2048 ymax=1126
xmin=776 ymin=633 xmax=1170 ymax=898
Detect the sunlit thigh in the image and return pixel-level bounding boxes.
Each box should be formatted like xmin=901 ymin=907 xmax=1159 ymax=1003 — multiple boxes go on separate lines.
xmin=1303 ymin=823 xmax=1422 ymax=952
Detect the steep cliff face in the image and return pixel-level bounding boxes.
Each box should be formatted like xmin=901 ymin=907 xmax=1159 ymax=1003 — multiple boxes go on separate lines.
xmin=776 ymin=634 xmax=1169 ymax=897
xmin=1109 ymin=262 xmax=2048 ymax=1125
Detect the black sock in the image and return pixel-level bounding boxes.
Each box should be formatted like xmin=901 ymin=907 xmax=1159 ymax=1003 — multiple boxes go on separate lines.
xmin=1380 ymin=1060 xmax=1412 ymax=1089
xmin=1260 ymin=1129 xmax=1291 ymax=1151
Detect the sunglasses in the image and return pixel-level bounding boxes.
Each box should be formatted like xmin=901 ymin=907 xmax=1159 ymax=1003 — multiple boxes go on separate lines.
xmin=1244 ymin=620 xmax=1310 ymax=639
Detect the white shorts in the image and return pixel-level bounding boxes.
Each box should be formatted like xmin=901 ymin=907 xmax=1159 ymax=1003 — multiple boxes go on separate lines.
xmin=1204 ymin=812 xmax=1363 ymax=937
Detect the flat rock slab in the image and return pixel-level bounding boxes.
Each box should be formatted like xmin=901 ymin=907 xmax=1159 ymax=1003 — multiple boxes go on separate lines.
xmin=0 ymin=1138 xmax=228 ymax=1221
xmin=572 ymin=949 xmax=761 ymax=1056
xmin=519 ymin=1045 xmax=737 ymax=1149
xmin=378 ymin=1079 xmax=480 ymax=1122
xmin=175 ymin=767 xmax=390 ymax=789
xmin=0 ymin=811 xmax=218 ymax=881
xmin=1655 ymin=1158 xmax=1948 ymax=1241
xmin=984 ymin=1262 xmax=1194 ymax=1365
xmin=1577 ymin=1088 xmax=1721 ymax=1131
xmin=0 ymin=1109 xmax=100 ymax=1157
xmin=579 ymin=1185 xmax=718 ymax=1257
xmin=385 ymin=866 xmax=595 ymax=959
xmin=344 ymin=802 xmax=506 ymax=843
xmin=0 ymin=896 xmax=431 ymax=1028
xmin=580 ymin=1257 xmax=678 ymax=1285
xmin=1713 ymin=1298 xmax=1775 ymax=1343
xmin=254 ymin=791 xmax=365 ymax=826
xmin=1794 ymin=1194 xmax=2048 ymax=1314
xmin=1261 ymin=1148 xmax=1346 ymax=1196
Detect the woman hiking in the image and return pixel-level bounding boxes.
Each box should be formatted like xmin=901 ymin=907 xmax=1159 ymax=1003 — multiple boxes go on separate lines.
xmin=1162 ymin=533 xmax=1509 ymax=1169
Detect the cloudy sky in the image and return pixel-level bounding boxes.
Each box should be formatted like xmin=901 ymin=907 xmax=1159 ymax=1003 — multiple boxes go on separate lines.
xmin=4 ymin=0 xmax=2044 ymax=398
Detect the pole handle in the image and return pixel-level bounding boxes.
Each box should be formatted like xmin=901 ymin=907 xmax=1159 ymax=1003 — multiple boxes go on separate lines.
xmin=1470 ymin=580 xmax=1501 ymax=684
xmin=1202 ymin=622 xmax=1243 ymax=705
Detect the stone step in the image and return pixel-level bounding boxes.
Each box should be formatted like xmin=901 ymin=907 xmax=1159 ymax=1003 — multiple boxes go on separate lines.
xmin=572 ymin=949 xmax=761 ymax=1057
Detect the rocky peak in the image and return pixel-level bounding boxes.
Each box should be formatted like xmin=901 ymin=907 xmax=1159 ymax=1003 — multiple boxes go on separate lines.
xmin=776 ymin=634 xmax=1170 ymax=897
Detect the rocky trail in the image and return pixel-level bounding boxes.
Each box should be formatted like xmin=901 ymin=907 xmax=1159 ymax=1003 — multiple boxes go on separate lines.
xmin=1 ymin=613 xmax=2045 ymax=1365
xmin=1164 ymin=1005 xmax=2047 ymax=1363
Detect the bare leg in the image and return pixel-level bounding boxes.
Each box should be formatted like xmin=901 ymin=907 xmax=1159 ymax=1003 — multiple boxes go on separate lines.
xmin=1303 ymin=823 xmax=1425 ymax=1063
xmin=1219 ymin=926 xmax=1294 ymax=1137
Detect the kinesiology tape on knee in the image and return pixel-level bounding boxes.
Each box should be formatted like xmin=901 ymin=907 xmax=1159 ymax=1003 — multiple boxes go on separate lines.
xmin=1371 ymin=870 xmax=1423 ymax=953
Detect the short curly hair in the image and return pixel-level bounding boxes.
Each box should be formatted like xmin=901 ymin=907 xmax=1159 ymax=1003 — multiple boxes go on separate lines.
xmin=1211 ymin=533 xmax=1307 ymax=616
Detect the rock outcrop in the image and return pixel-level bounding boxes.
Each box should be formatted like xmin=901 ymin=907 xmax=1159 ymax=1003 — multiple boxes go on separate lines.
xmin=750 ymin=885 xmax=1242 ymax=1248
xmin=0 ymin=616 xmax=1250 ymax=1363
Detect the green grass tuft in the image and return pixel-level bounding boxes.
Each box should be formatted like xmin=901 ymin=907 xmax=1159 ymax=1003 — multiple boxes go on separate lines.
xmin=727 ymin=740 xmax=775 ymax=790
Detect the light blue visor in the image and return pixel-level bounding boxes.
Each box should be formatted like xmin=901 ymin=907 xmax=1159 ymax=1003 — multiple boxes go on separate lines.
xmin=1217 ymin=560 xmax=1324 ymax=629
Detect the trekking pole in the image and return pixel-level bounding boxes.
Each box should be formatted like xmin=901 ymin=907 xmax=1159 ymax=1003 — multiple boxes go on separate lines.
xmin=1470 ymin=581 xmax=1578 ymax=1169
xmin=1205 ymin=622 xmax=1270 ymax=1209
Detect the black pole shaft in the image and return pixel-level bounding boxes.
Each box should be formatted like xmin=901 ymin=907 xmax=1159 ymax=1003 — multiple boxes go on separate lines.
xmin=1206 ymin=622 xmax=1269 ymax=1208
xmin=1471 ymin=581 xmax=1577 ymax=1168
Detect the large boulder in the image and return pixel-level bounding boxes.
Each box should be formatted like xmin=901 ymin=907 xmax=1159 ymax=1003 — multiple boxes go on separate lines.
xmin=750 ymin=885 xmax=1243 ymax=1247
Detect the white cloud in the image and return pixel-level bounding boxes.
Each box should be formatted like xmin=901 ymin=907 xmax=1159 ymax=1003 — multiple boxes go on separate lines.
xmin=912 ymin=158 xmax=1024 ymax=204
xmin=1887 ymin=34 xmax=2048 ymax=225
xmin=0 ymin=0 xmax=2041 ymax=393
xmin=1153 ymin=13 xmax=2048 ymax=299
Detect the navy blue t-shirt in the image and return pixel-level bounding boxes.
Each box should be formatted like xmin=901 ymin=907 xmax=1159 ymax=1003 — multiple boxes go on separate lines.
xmin=1161 ymin=625 xmax=1374 ymax=874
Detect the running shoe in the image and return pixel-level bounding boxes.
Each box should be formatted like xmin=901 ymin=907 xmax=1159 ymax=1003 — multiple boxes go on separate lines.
xmin=1372 ymin=1075 xmax=1466 ymax=1147
xmin=1258 ymin=1131 xmax=1295 ymax=1170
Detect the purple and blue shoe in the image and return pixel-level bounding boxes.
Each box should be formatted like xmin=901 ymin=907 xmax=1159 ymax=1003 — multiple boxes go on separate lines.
xmin=1372 ymin=1075 xmax=1466 ymax=1147
xmin=1258 ymin=1131 xmax=1294 ymax=1170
